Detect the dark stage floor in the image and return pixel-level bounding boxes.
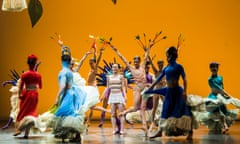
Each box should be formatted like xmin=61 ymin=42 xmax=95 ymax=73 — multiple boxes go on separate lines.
xmin=0 ymin=120 xmax=240 ymax=144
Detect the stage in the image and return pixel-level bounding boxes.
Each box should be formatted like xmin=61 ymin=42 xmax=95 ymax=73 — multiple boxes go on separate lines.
xmin=0 ymin=120 xmax=240 ymax=144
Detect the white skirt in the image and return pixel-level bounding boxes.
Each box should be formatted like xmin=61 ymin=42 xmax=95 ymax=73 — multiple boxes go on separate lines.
xmin=82 ymin=86 xmax=100 ymax=112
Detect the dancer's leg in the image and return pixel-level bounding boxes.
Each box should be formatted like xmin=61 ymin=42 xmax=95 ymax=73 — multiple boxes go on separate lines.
xmin=2 ymin=117 xmax=13 ymax=129
xmin=110 ymin=104 xmax=117 ymax=134
xmin=118 ymin=103 xmax=125 ymax=134
xmin=121 ymin=88 xmax=141 ymax=115
xmin=148 ymin=94 xmax=159 ymax=133
xmin=141 ymin=97 xmax=148 ymax=136
xmin=99 ymin=97 xmax=108 ymax=127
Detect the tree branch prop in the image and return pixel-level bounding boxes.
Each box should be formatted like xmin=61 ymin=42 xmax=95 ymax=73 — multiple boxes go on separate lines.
xmin=135 ymin=31 xmax=167 ymax=51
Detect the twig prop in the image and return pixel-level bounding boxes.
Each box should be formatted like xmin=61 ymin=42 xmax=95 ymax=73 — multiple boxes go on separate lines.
xmin=135 ymin=31 xmax=167 ymax=51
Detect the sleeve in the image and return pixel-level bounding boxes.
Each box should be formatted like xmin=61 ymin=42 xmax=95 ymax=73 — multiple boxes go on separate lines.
xmin=179 ymin=64 xmax=186 ymax=80
xmin=208 ymin=76 xmax=223 ymax=90
xmin=59 ymin=74 xmax=67 ymax=88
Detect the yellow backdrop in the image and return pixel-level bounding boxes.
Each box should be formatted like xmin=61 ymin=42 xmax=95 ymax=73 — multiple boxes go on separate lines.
xmin=0 ymin=0 xmax=240 ymax=119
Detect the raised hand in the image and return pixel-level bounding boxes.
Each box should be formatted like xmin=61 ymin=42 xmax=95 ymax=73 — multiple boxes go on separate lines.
xmin=57 ymin=33 xmax=63 ymax=46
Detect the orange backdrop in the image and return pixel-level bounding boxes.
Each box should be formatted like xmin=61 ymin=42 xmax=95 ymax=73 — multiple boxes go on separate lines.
xmin=0 ymin=0 xmax=240 ymax=119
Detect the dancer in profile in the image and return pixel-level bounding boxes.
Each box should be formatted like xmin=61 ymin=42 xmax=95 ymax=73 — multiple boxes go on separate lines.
xmin=144 ymin=46 xmax=194 ymax=140
xmin=50 ymin=46 xmax=85 ymax=142
xmin=13 ymin=54 xmax=42 ymax=139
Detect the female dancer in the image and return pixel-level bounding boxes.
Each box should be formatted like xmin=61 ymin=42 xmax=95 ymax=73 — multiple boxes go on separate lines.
xmin=108 ymin=42 xmax=154 ymax=136
xmin=1 ymin=71 xmax=21 ymax=129
xmin=13 ymin=54 xmax=42 ymax=139
xmin=50 ymin=46 xmax=84 ymax=142
xmin=203 ymin=62 xmax=239 ymax=134
xmin=107 ymin=63 xmax=126 ymax=134
xmin=144 ymin=46 xmax=194 ymax=140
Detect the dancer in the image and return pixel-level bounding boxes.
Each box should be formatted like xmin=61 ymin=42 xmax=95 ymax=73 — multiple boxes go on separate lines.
xmin=108 ymin=42 xmax=155 ymax=136
xmin=1 ymin=71 xmax=20 ymax=129
xmin=13 ymin=54 xmax=42 ymax=139
xmin=50 ymin=46 xmax=85 ymax=142
xmin=107 ymin=63 xmax=126 ymax=134
xmin=98 ymin=87 xmax=111 ymax=127
xmin=58 ymin=35 xmax=89 ymax=108
xmin=147 ymin=59 xmax=166 ymax=132
xmin=83 ymin=45 xmax=110 ymax=127
xmin=97 ymin=60 xmax=133 ymax=130
xmin=202 ymin=62 xmax=239 ymax=134
xmin=144 ymin=46 xmax=194 ymax=140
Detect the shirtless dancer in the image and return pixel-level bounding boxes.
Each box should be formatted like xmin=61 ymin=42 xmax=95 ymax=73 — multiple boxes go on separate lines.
xmin=84 ymin=46 xmax=111 ymax=127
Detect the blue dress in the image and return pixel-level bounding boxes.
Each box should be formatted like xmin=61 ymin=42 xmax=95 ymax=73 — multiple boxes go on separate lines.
xmin=203 ymin=75 xmax=238 ymax=131
xmin=144 ymin=61 xmax=193 ymax=136
xmin=50 ymin=62 xmax=85 ymax=139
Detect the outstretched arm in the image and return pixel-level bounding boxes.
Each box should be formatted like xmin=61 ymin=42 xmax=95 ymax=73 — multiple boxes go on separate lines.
xmin=148 ymin=69 xmax=165 ymax=90
xmin=109 ymin=44 xmax=132 ymax=69
xmin=1 ymin=80 xmax=16 ymax=87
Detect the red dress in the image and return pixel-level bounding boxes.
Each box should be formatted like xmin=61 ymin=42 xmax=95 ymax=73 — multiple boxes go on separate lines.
xmin=16 ymin=70 xmax=42 ymax=122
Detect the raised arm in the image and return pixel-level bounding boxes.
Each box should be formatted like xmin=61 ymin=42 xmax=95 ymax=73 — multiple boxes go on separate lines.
xmin=95 ymin=47 xmax=104 ymax=72
xmin=109 ymin=44 xmax=132 ymax=69
xmin=142 ymin=44 xmax=154 ymax=67
xmin=151 ymin=63 xmax=158 ymax=75
xmin=74 ymin=51 xmax=91 ymax=72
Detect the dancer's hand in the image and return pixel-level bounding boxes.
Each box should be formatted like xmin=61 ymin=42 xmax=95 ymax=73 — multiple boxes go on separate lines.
xmin=182 ymin=91 xmax=187 ymax=100
xmin=57 ymin=34 xmax=63 ymax=46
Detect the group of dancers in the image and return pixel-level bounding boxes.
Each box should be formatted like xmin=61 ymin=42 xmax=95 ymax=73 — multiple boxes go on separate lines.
xmin=2 ymin=33 xmax=240 ymax=142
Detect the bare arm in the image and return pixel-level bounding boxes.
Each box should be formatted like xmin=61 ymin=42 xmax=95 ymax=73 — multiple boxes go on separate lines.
xmin=109 ymin=44 xmax=132 ymax=69
xmin=95 ymin=47 xmax=104 ymax=72
xmin=121 ymin=76 xmax=127 ymax=97
xmin=142 ymin=45 xmax=154 ymax=68
xmin=149 ymin=59 xmax=158 ymax=75
xmin=74 ymin=51 xmax=91 ymax=72
xmin=183 ymin=78 xmax=187 ymax=98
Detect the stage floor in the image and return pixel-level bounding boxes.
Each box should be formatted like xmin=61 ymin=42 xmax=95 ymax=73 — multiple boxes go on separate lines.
xmin=0 ymin=120 xmax=240 ymax=144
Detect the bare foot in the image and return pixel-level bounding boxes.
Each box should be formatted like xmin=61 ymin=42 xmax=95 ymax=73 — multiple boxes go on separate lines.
xmin=148 ymin=129 xmax=162 ymax=138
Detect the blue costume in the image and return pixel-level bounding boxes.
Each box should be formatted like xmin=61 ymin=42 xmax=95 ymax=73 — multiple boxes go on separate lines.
xmin=50 ymin=61 xmax=85 ymax=140
xmin=145 ymin=60 xmax=193 ymax=136
xmin=203 ymin=75 xmax=238 ymax=132
xmin=206 ymin=75 xmax=227 ymax=113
